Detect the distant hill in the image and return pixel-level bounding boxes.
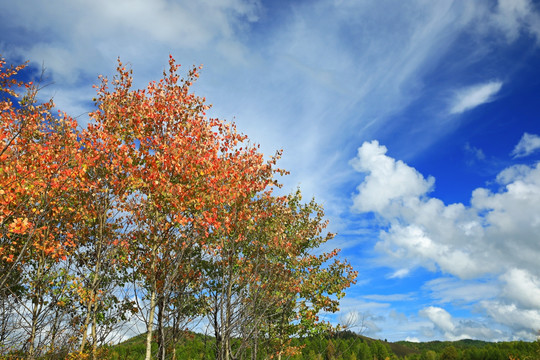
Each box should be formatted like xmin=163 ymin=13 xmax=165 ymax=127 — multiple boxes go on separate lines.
xmin=107 ymin=329 xmax=539 ymax=360
xmin=396 ymin=338 xmax=491 ymax=352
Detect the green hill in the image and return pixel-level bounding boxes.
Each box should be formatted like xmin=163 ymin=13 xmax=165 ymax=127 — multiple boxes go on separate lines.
xmin=105 ymin=330 xmax=539 ymax=360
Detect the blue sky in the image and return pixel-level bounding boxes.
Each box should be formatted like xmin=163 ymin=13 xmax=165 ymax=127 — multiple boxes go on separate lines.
xmin=2 ymin=0 xmax=540 ymax=342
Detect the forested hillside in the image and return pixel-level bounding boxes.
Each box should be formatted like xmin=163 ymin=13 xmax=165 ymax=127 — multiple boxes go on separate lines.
xmin=107 ymin=330 xmax=540 ymax=360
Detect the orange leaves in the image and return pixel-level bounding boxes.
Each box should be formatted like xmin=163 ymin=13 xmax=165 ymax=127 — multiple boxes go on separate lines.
xmin=8 ymin=217 xmax=32 ymax=234
xmin=0 ymin=57 xmax=85 ymax=279
xmin=0 ymin=57 xmax=355 ymax=359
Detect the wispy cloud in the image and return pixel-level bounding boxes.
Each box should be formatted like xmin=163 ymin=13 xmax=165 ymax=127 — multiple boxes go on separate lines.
xmin=511 ymin=132 xmax=540 ymax=158
xmin=493 ymin=0 xmax=540 ymax=43
xmin=449 ymin=81 xmax=503 ymax=114
xmin=363 ymin=293 xmax=416 ymax=302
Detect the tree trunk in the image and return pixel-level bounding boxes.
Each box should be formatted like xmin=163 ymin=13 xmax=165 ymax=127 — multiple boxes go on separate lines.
xmin=145 ymin=288 xmax=157 ymax=360
xmin=224 ymin=255 xmax=234 ymax=360
xmin=80 ymin=217 xmax=104 ymax=354
xmin=157 ymin=295 xmax=166 ymax=360
xmin=91 ymin=300 xmax=98 ymax=360
xmin=49 ymin=303 xmax=62 ymax=354
xmin=27 ymin=256 xmax=45 ymax=360
xmin=251 ymin=329 xmax=258 ymax=360
xmin=213 ymin=301 xmax=223 ymax=360
xmin=27 ymin=302 xmax=39 ymax=360
xmin=79 ymin=298 xmax=93 ymax=352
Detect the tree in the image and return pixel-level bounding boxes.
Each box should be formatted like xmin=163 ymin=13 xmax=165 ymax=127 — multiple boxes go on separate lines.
xmin=441 ymin=346 xmax=458 ymax=360
xmin=1 ymin=55 xmax=357 ymax=359
xmin=1 ymin=57 xmax=85 ymax=359
xmin=204 ymin=190 xmax=357 ymax=360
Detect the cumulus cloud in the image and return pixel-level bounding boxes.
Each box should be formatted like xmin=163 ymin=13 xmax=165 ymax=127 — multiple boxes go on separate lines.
xmin=351 ymin=140 xmax=540 ymax=338
xmin=350 ymin=140 xmax=434 ymax=213
xmin=420 ymin=306 xmax=506 ymax=341
xmin=449 ymin=81 xmax=503 ymax=115
xmin=500 ymin=268 xmax=540 ymax=309
xmin=481 ymin=301 xmax=540 ymax=340
xmin=405 ymin=336 xmax=420 ymax=342
xmin=420 ymin=307 xmax=455 ymax=334
xmin=511 ymin=132 xmax=540 ymax=158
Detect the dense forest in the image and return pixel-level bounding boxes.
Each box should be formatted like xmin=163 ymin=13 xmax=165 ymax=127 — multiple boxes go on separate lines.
xmin=0 ymin=56 xmax=356 ymax=360
xmin=105 ymin=330 xmax=540 ymax=360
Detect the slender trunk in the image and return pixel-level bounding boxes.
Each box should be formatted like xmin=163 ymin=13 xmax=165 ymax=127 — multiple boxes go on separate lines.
xmin=171 ymin=309 xmax=179 ymax=360
xmin=79 ymin=297 xmax=93 ymax=352
xmin=27 ymin=300 xmax=39 ymax=360
xmin=214 ymin=300 xmax=222 ymax=360
xmin=157 ymin=295 xmax=165 ymax=360
xmin=80 ymin=215 xmax=104 ymax=353
xmin=224 ymin=338 xmax=230 ymax=360
xmin=145 ymin=288 xmax=157 ymax=360
xmin=92 ymin=213 xmax=105 ymax=360
xmin=224 ymin=257 xmax=234 ymax=360
xmin=91 ymin=300 xmax=98 ymax=360
xmin=251 ymin=329 xmax=258 ymax=360
xmin=49 ymin=305 xmax=61 ymax=354
xmin=27 ymin=255 xmax=45 ymax=360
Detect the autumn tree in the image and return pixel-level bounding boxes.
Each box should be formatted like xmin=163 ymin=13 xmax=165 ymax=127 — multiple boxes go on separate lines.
xmin=0 ymin=57 xmax=85 ymax=359
xmin=202 ymin=188 xmax=357 ymax=360
xmin=1 ymin=55 xmax=357 ymax=359
xmin=87 ymin=56 xmax=281 ymax=360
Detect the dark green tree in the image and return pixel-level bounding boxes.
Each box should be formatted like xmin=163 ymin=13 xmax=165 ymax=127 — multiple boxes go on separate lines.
xmin=441 ymin=345 xmax=458 ymax=360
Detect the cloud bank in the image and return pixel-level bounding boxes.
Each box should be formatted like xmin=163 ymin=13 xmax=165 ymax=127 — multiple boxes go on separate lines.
xmin=351 ymin=139 xmax=540 ymax=340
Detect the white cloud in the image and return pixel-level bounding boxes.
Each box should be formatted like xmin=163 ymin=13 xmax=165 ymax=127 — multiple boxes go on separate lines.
xmin=363 ymin=293 xmax=416 ymax=302
xmin=351 ymin=141 xmax=540 ymax=338
xmin=420 ymin=306 xmax=506 ymax=341
xmin=420 ymin=307 xmax=455 ymax=333
xmin=1 ymin=0 xmax=261 ymax=84
xmin=405 ymin=336 xmax=420 ymax=342
xmin=471 ymin=164 xmax=540 ymax=277
xmin=389 ymin=268 xmax=411 ymax=279
xmin=500 ymin=268 xmax=540 ymax=309
xmin=495 ymin=164 xmax=534 ymax=184
xmin=425 ymin=277 xmax=498 ymax=304
xmin=481 ymin=301 xmax=540 ymax=340
xmin=493 ymin=0 xmax=540 ymax=43
xmin=449 ymin=81 xmax=503 ymax=115
xmin=350 ymin=140 xmax=434 ymax=213
xmin=464 ymin=143 xmax=486 ymax=162
xmin=511 ymin=132 xmax=540 ymax=158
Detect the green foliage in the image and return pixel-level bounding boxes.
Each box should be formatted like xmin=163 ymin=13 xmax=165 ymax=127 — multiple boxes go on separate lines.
xmin=441 ymin=346 xmax=458 ymax=360
xmin=105 ymin=331 xmax=540 ymax=360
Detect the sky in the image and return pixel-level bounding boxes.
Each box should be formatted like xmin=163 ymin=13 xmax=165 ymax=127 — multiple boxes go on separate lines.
xmin=2 ymin=0 xmax=540 ymax=343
